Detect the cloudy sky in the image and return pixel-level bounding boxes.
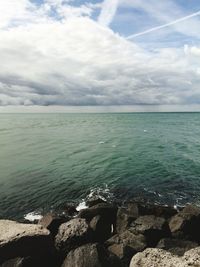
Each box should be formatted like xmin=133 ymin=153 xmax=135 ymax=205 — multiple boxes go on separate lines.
xmin=0 ymin=0 xmax=200 ymax=112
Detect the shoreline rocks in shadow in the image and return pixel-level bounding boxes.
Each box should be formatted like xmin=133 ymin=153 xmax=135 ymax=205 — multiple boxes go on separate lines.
xmin=1 ymin=201 xmax=200 ymax=267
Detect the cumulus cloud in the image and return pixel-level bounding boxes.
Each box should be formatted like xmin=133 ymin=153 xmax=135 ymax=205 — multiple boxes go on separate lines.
xmin=0 ymin=0 xmax=200 ymax=106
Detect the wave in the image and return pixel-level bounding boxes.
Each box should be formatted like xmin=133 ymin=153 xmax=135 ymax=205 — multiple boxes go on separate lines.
xmin=24 ymin=211 xmax=43 ymax=222
xmin=76 ymin=185 xmax=114 ymax=211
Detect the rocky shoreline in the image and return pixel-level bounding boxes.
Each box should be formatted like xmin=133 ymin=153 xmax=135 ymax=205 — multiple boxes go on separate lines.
xmin=1 ymin=200 xmax=200 ymax=266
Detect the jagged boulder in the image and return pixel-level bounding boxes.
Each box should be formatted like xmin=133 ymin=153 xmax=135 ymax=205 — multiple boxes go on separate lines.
xmin=138 ymin=203 xmax=177 ymax=219
xmin=157 ymin=238 xmax=198 ymax=256
xmin=105 ymin=230 xmax=146 ymax=265
xmin=38 ymin=213 xmax=69 ymax=237
xmin=169 ymin=205 xmax=200 ymax=241
xmin=61 ymin=243 xmax=103 ymax=267
xmin=129 ymin=247 xmax=200 ymax=267
xmin=78 ymin=203 xmax=117 ymax=224
xmin=130 ymin=215 xmax=171 ymax=246
xmin=55 ymin=218 xmax=92 ymax=256
xmin=86 ymin=198 xmax=106 ymax=208
xmin=116 ymin=204 xmax=138 ymax=234
xmin=0 ymin=220 xmax=54 ymax=264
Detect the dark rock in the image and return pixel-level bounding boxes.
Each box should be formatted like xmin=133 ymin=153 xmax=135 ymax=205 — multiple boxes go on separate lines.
xmin=116 ymin=204 xmax=138 ymax=233
xmin=1 ymin=255 xmax=60 ymax=267
xmin=38 ymin=213 xmax=69 ymax=237
xmin=86 ymin=198 xmax=106 ymax=208
xmin=130 ymin=215 xmax=171 ymax=246
xmin=106 ymin=253 xmax=124 ymax=267
xmin=127 ymin=203 xmax=139 ymax=217
xmin=157 ymin=238 xmax=198 ymax=256
xmin=105 ymin=230 xmax=146 ymax=265
xmin=138 ymin=203 xmax=177 ymax=219
xmin=61 ymin=243 xmax=121 ymax=267
xmin=55 ymin=218 xmax=92 ymax=257
xmin=0 ymin=258 xmax=24 ymax=267
xmin=169 ymin=205 xmax=200 ymax=242
xmin=1 ymin=256 xmax=59 ymax=267
xmin=78 ymin=203 xmax=117 ymax=224
xmin=0 ymin=220 xmax=54 ymax=264
xmin=90 ymin=215 xmax=112 ymax=242
xmin=64 ymin=205 xmax=78 ymax=217
xmin=61 ymin=243 xmax=103 ymax=267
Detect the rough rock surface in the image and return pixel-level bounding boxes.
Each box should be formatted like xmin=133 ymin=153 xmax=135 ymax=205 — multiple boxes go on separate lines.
xmin=61 ymin=243 xmax=102 ymax=267
xmin=78 ymin=203 xmax=117 ymax=223
xmin=138 ymin=203 xmax=177 ymax=219
xmin=55 ymin=218 xmax=92 ymax=256
xmin=130 ymin=215 xmax=171 ymax=246
xmin=157 ymin=238 xmax=198 ymax=256
xmin=86 ymin=198 xmax=106 ymax=208
xmin=116 ymin=204 xmax=138 ymax=234
xmin=106 ymin=230 xmax=146 ymax=265
xmin=169 ymin=204 xmax=200 ymax=241
xmin=130 ymin=247 xmax=200 ymax=267
xmin=0 ymin=220 xmax=53 ymax=263
xmin=38 ymin=213 xmax=68 ymax=237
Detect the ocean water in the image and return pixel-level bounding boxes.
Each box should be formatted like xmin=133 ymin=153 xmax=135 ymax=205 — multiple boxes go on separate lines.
xmin=1 ymin=113 xmax=200 ymax=220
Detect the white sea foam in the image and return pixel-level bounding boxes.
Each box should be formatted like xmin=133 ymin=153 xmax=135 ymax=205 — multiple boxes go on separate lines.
xmin=99 ymin=141 xmax=105 ymax=144
xmin=24 ymin=212 xmax=43 ymax=222
xmin=76 ymin=201 xmax=88 ymax=211
xmin=76 ymin=185 xmax=114 ymax=211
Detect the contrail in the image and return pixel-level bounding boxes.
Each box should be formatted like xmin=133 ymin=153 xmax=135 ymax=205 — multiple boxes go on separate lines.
xmin=127 ymin=10 xmax=200 ymax=39
xmin=98 ymin=0 xmax=119 ymax=27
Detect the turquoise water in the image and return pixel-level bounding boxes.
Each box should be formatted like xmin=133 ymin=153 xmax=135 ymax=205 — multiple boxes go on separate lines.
xmin=1 ymin=113 xmax=200 ymax=219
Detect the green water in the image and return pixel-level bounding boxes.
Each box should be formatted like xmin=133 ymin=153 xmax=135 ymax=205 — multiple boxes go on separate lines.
xmin=1 ymin=113 xmax=200 ymax=219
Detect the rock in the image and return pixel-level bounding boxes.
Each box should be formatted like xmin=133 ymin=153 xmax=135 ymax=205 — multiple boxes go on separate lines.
xmin=55 ymin=218 xmax=92 ymax=257
xmin=157 ymin=238 xmax=198 ymax=256
xmin=127 ymin=203 xmax=139 ymax=217
xmin=90 ymin=215 xmax=112 ymax=242
xmin=64 ymin=204 xmax=78 ymax=217
xmin=130 ymin=215 xmax=171 ymax=246
xmin=78 ymin=203 xmax=117 ymax=224
xmin=183 ymin=247 xmax=200 ymax=266
xmin=116 ymin=204 xmax=138 ymax=234
xmin=129 ymin=247 xmax=200 ymax=267
xmin=138 ymin=203 xmax=177 ymax=219
xmin=61 ymin=243 xmax=103 ymax=267
xmin=86 ymin=198 xmax=106 ymax=208
xmin=38 ymin=213 xmax=69 ymax=237
xmin=1 ymin=256 xmax=58 ymax=267
xmin=129 ymin=248 xmax=181 ymax=267
xmin=0 ymin=220 xmax=54 ymax=264
xmin=106 ymin=230 xmax=146 ymax=265
xmin=0 ymin=258 xmax=24 ymax=267
xmin=61 ymin=243 xmax=122 ymax=267
xmin=169 ymin=204 xmax=200 ymax=241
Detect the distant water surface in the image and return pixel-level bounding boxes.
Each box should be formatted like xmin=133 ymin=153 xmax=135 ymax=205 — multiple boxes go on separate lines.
xmin=1 ymin=113 xmax=200 ymax=219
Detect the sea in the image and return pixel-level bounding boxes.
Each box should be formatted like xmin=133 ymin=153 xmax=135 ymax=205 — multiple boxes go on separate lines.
xmin=1 ymin=112 xmax=200 ymax=220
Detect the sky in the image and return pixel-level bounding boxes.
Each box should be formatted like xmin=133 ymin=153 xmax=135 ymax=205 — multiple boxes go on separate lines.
xmin=0 ymin=0 xmax=200 ymax=112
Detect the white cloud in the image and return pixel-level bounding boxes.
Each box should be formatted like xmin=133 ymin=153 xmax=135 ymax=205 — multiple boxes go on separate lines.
xmin=98 ymin=0 xmax=119 ymax=26
xmin=0 ymin=0 xmax=200 ymax=107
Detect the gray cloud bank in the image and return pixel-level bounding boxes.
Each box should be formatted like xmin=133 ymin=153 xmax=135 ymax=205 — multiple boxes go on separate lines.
xmin=0 ymin=1 xmax=200 ymax=107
